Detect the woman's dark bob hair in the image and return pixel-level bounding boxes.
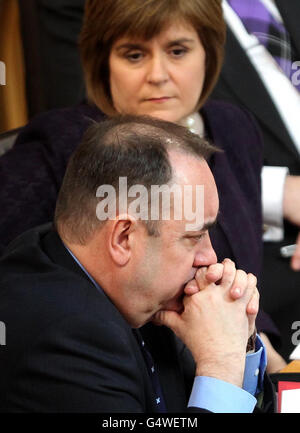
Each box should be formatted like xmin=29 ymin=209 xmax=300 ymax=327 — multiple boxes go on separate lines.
xmin=79 ymin=0 xmax=226 ymax=115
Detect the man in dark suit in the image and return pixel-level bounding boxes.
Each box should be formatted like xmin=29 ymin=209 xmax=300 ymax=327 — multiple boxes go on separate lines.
xmin=0 ymin=116 xmax=274 ymax=413
xmin=212 ymin=0 xmax=300 ymax=360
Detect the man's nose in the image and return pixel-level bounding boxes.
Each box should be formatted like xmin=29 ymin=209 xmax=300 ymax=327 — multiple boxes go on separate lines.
xmin=147 ymin=54 xmax=169 ymax=84
xmin=193 ymin=234 xmax=217 ymax=268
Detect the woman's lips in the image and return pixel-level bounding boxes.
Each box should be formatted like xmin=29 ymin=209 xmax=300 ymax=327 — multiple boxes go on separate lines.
xmin=145 ymin=97 xmax=172 ymax=103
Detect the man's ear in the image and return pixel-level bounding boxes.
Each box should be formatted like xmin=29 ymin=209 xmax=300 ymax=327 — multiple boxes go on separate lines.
xmin=108 ymin=215 xmax=138 ymax=266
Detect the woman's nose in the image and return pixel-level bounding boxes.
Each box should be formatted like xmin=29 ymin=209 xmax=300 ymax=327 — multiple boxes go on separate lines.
xmin=147 ymin=54 xmax=169 ymax=85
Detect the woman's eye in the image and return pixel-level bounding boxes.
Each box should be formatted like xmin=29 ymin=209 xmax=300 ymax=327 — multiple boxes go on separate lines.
xmin=126 ymin=52 xmax=143 ymax=62
xmin=170 ymin=47 xmax=188 ymax=57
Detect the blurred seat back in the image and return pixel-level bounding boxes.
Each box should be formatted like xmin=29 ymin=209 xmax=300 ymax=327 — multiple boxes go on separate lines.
xmin=18 ymin=0 xmax=85 ymax=118
xmin=0 ymin=0 xmax=28 ymax=133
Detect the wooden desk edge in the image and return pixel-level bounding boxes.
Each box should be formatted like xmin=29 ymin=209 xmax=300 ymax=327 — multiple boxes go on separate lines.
xmin=280 ymin=360 xmax=300 ymax=373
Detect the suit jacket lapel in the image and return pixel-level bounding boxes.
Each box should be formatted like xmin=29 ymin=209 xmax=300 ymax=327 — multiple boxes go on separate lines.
xmin=220 ymin=27 xmax=300 ymax=160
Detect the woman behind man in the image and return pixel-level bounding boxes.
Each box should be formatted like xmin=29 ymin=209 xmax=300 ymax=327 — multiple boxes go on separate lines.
xmin=0 ymin=0 xmax=285 ymax=369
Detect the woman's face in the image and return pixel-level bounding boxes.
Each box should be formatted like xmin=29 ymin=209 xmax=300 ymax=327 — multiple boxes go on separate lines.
xmin=109 ymin=20 xmax=206 ymax=124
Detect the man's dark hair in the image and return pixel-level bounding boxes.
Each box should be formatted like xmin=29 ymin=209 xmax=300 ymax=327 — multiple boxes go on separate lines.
xmin=54 ymin=115 xmax=218 ymax=244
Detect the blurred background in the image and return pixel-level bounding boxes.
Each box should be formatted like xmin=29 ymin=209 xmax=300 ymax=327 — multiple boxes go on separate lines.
xmin=0 ymin=0 xmax=85 ymax=134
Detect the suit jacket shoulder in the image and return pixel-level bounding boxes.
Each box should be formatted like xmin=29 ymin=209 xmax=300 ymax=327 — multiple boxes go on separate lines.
xmin=0 ymin=225 xmax=156 ymax=412
xmin=0 ymin=225 xmax=205 ymax=412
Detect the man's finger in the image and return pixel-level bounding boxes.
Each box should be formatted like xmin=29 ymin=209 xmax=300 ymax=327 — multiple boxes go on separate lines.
xmin=187 ymin=263 xmax=224 ymax=295
xmin=152 ymin=310 xmax=181 ymax=334
xmin=195 ymin=260 xmax=236 ymax=291
xmin=246 ymin=286 xmax=259 ymax=316
xmin=247 ymin=288 xmax=259 ymax=337
xmin=194 ymin=267 xmax=208 ymax=290
xmin=228 ymin=269 xmax=248 ymax=300
xmin=184 ymin=279 xmax=199 ymax=296
xmin=204 ymin=263 xmax=224 ymax=284
xmin=241 ymin=272 xmax=257 ymax=306
xmin=219 ymin=258 xmax=237 ymax=291
xmin=291 ymin=232 xmax=300 ymax=271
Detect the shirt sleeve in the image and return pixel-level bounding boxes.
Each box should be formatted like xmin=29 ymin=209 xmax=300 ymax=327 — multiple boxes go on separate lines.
xmin=188 ymin=335 xmax=267 ymax=413
xmin=243 ymin=334 xmax=267 ymax=395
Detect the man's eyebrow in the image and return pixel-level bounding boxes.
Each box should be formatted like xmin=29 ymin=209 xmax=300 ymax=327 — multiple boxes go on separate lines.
xmin=201 ymin=220 xmax=217 ymax=231
xmin=185 ymin=214 xmax=219 ymax=235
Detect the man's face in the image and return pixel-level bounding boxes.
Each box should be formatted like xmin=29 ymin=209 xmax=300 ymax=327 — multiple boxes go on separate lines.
xmin=122 ymin=152 xmax=219 ymax=328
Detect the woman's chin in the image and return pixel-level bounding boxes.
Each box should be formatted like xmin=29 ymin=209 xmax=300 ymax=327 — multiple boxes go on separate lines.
xmin=139 ymin=109 xmax=184 ymax=125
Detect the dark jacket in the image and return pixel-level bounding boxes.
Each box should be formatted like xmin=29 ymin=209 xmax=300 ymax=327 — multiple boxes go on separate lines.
xmin=0 ymin=224 xmax=275 ymax=412
xmin=0 ymin=100 xmax=280 ymax=341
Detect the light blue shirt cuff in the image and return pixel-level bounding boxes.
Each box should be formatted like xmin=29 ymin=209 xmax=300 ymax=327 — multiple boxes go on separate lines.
xmin=188 ymin=376 xmax=257 ymax=413
xmin=243 ymin=334 xmax=267 ymax=395
xmin=188 ymin=335 xmax=267 ymax=413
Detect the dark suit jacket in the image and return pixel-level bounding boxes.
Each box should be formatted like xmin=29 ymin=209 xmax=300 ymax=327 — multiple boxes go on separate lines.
xmin=0 ymin=225 xmax=191 ymax=412
xmin=0 ymin=224 xmax=275 ymax=412
xmin=0 ymin=100 xmax=280 ymax=342
xmin=211 ymin=0 xmax=300 ymax=359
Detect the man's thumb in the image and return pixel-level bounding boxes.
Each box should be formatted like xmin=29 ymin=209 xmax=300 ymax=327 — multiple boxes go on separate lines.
xmin=153 ymin=310 xmax=181 ymax=332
